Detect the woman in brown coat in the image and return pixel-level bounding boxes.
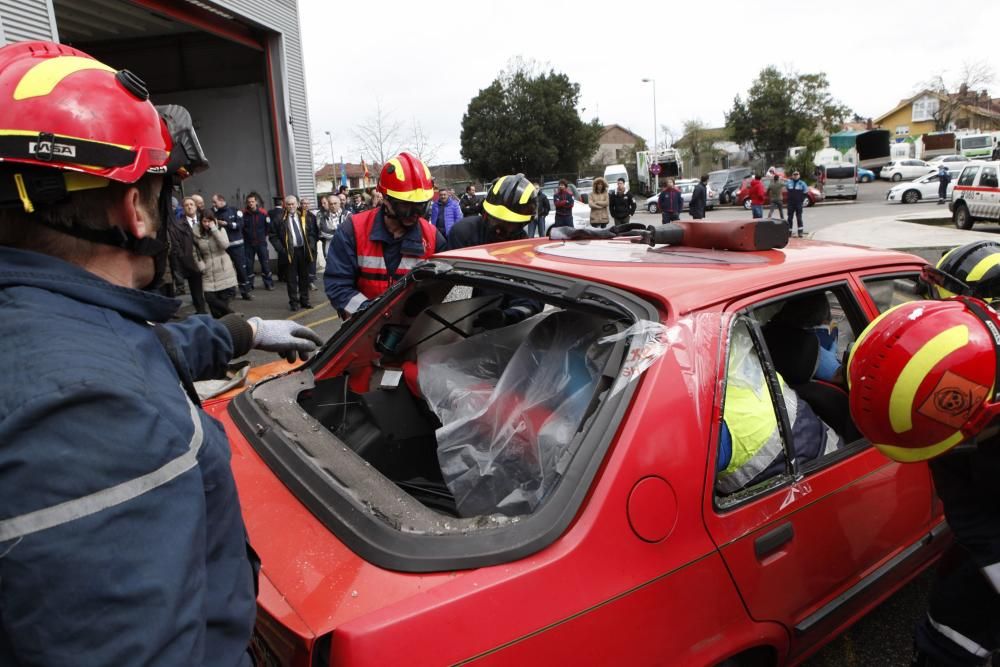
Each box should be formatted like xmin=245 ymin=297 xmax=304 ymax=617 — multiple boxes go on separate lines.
xmin=193 ymin=209 xmax=238 ymax=318
xmin=588 ymin=177 xmax=610 ymax=228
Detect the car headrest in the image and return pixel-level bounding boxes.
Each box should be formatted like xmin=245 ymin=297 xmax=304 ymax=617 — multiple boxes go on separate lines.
xmin=762 ymin=323 xmax=820 ymax=385
xmin=772 ymin=293 xmax=831 ymax=328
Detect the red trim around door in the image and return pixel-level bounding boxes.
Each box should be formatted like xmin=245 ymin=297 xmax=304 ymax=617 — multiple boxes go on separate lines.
xmin=127 ymin=0 xmax=263 ymax=51
xmin=264 ymin=45 xmax=286 ymax=199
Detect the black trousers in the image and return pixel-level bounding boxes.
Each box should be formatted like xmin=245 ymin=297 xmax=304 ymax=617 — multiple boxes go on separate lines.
xmin=226 ymin=245 xmax=249 ymax=296
xmin=915 ymin=445 xmax=1000 ymax=665
xmin=204 ymin=287 xmax=235 ymax=319
xmin=285 ymin=246 xmax=312 ymax=308
xmin=187 ymin=272 xmax=207 ymax=314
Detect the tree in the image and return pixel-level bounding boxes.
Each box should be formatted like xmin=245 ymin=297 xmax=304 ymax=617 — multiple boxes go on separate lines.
xmin=353 ymin=99 xmax=403 ymax=166
xmin=460 ymin=61 xmax=602 ymax=179
xmin=678 ymin=120 xmax=726 ymax=168
xmin=921 ymin=61 xmax=996 ymax=131
xmin=726 ymin=67 xmax=851 ymax=152
xmin=407 ymin=119 xmax=441 ymax=166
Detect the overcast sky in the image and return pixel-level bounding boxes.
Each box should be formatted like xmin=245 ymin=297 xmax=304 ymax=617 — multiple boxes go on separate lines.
xmin=299 ymin=0 xmax=999 ymax=167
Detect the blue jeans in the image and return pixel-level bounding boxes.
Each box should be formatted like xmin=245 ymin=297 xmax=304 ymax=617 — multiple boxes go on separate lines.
xmin=751 ymin=204 xmax=763 ymax=219
xmin=553 ymin=215 xmax=573 ymax=228
xmin=244 ymin=243 xmax=272 ymax=288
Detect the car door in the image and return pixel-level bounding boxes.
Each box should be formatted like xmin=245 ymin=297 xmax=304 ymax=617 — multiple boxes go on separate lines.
xmin=704 ymin=279 xmax=937 ymax=660
xmin=955 ymin=165 xmax=982 ymax=215
xmin=978 ymin=165 xmax=1000 ymax=220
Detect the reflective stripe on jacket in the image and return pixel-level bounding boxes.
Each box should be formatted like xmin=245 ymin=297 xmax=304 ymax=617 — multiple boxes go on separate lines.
xmin=353 ymin=208 xmax=439 ymax=301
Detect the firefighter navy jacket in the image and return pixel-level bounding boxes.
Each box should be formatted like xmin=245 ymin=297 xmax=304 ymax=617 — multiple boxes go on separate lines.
xmin=0 ymin=247 xmax=255 ymax=666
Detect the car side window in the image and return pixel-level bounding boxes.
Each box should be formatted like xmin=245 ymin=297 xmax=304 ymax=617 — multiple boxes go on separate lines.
xmin=751 ymin=286 xmax=865 ymax=462
xmin=715 ymin=320 xmax=791 ymax=503
xmin=959 ymin=166 xmax=980 ymax=186
xmin=862 ymin=274 xmax=923 ymax=313
xmin=981 ymin=166 xmax=999 ymax=188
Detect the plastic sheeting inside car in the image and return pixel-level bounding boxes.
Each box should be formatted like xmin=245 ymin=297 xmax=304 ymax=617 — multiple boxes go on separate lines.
xmin=418 ymin=309 xmax=617 ymax=517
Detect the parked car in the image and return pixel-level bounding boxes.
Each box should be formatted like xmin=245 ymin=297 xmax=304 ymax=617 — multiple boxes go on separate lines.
xmin=879 ymin=159 xmax=934 ymax=182
xmin=576 ymin=177 xmax=594 ymax=203
xmin=885 ymin=166 xmax=965 ymax=204
xmin=856 ymin=167 xmax=875 ymax=183
xmin=736 ymin=178 xmax=824 ymax=208
xmin=926 ymin=154 xmax=968 ymax=165
xmin=709 ymin=167 xmax=753 ymax=205
xmin=951 ymin=160 xmax=1000 ymax=229
xmin=644 ymin=180 xmax=718 ymax=213
xmin=212 ymin=232 xmax=949 ymax=667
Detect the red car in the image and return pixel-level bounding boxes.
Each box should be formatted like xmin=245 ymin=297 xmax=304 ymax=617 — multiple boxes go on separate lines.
xmin=206 ymin=232 xmax=947 ymax=666
xmin=736 ymin=177 xmax=824 ymax=209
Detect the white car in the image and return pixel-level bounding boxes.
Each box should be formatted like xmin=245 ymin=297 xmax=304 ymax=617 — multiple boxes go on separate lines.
xmin=885 ymin=168 xmax=961 ymax=204
xmin=880 ymin=159 xmax=935 ymax=182
xmin=926 ymin=154 xmax=967 ymax=165
xmin=539 ymin=197 xmax=592 ymax=232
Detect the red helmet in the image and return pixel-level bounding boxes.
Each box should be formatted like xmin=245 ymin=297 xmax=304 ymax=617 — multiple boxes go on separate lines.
xmin=376 ymin=152 xmax=434 ymax=203
xmin=0 ymin=41 xmax=176 ymax=184
xmin=847 ymin=298 xmax=1000 ymax=462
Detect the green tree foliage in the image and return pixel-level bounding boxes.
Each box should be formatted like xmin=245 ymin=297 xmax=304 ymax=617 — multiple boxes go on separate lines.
xmin=784 ymin=129 xmax=826 ymax=183
xmin=461 ymin=64 xmax=603 ymax=178
xmin=726 ymin=67 xmax=851 ymax=152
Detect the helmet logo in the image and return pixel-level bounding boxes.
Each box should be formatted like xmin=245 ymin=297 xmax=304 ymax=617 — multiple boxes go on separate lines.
xmin=29 ymin=133 xmax=74 ymax=161
xmin=917 ymin=370 xmax=989 ymax=429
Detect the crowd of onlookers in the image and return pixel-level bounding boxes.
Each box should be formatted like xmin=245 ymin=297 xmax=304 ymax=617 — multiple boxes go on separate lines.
xmin=163 ymin=177 xmax=642 ymax=318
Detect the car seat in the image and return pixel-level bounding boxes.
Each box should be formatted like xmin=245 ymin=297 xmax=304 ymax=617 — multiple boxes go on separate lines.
xmin=762 ymin=323 xmax=860 ymax=442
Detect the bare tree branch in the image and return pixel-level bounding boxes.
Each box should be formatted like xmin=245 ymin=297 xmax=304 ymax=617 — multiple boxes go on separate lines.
xmin=920 ymin=60 xmax=996 ymax=131
xmin=352 ymin=99 xmax=403 ymax=166
xmin=406 ymin=119 xmax=443 ymax=166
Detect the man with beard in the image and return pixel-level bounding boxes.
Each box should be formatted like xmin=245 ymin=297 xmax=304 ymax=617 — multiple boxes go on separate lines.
xmin=447 ymin=173 xmax=543 ymax=328
xmin=324 ymin=152 xmax=445 ymax=319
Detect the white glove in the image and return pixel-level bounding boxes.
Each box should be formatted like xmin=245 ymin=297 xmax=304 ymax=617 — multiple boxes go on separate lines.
xmin=247 ymin=317 xmax=324 ymax=363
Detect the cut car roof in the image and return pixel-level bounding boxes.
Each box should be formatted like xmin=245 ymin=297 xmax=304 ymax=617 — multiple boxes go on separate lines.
xmin=437 ymin=237 xmax=925 ymax=315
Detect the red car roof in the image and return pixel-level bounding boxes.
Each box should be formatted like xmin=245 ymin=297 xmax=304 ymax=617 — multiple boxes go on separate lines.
xmin=436 ymin=236 xmax=924 ymax=315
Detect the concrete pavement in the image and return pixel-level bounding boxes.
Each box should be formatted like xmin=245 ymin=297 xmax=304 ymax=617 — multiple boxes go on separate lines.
xmin=812 ymin=210 xmax=1000 ymax=264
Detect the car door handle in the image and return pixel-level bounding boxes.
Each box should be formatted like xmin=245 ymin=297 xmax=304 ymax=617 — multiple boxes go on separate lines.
xmin=754 ymin=522 xmax=794 ymax=559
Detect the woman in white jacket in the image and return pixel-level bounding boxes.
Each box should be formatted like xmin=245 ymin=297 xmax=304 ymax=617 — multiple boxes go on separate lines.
xmin=193 ymin=209 xmax=238 ymax=318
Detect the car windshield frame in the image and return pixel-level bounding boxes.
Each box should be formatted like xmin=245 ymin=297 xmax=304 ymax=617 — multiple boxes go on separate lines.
xmin=228 ymin=259 xmax=662 ymax=572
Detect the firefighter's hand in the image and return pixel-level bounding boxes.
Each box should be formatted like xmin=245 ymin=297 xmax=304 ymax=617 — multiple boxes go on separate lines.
xmin=248 ymin=317 xmax=324 ymax=363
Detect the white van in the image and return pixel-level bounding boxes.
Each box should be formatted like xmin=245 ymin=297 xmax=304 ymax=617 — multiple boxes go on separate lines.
xmin=603 ymin=164 xmax=629 ymax=192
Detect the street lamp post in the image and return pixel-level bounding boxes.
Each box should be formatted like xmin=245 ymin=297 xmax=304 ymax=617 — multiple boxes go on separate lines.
xmin=324 ymin=130 xmax=335 ymax=169
xmin=641 ymin=78 xmax=657 ymax=157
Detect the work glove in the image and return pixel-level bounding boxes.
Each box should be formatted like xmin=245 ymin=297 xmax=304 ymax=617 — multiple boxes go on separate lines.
xmin=247 ymin=317 xmax=324 ymax=363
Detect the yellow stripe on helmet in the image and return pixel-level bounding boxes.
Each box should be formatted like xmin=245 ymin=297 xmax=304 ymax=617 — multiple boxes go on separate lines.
xmin=847 ymin=302 xmax=910 ymax=389
xmin=14 ymin=57 xmax=116 ymax=101
xmin=967 ymin=253 xmax=1000 ymax=281
xmin=889 ymin=324 xmax=969 ymax=433
xmin=384 ymin=186 xmax=433 ymax=203
xmin=492 ymin=176 xmax=508 ymax=194
xmin=519 ymin=182 xmax=535 ymax=205
xmin=387 ymin=157 xmax=405 ymax=182
xmin=875 ymin=430 xmax=964 ymax=463
xmin=482 ymin=199 xmax=532 ymax=223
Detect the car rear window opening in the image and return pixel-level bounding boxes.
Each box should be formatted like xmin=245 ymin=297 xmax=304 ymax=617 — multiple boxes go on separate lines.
xmin=230 ymin=265 xmax=662 ymax=570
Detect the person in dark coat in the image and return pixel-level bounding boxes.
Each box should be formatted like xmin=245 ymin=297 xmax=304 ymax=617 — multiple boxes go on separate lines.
xmin=552 ymin=179 xmax=575 ymax=228
xmin=459 ymin=185 xmax=481 ymax=217
xmin=657 ymin=179 xmax=683 ymax=223
xmin=267 ymin=195 xmax=287 ymax=282
xmin=172 ymin=197 xmax=208 ymax=313
xmin=270 ymin=194 xmax=319 ymax=311
xmin=241 ymin=192 xmax=273 ymax=291
xmin=608 ymin=178 xmax=636 ymax=226
xmin=527 ymin=182 xmax=551 ymax=237
xmin=689 ymin=174 xmax=708 ymax=220
xmin=937 ymin=164 xmax=951 ymax=204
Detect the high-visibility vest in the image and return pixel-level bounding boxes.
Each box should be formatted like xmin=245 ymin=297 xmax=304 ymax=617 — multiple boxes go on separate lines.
xmin=352 ymin=208 xmax=438 ymax=301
